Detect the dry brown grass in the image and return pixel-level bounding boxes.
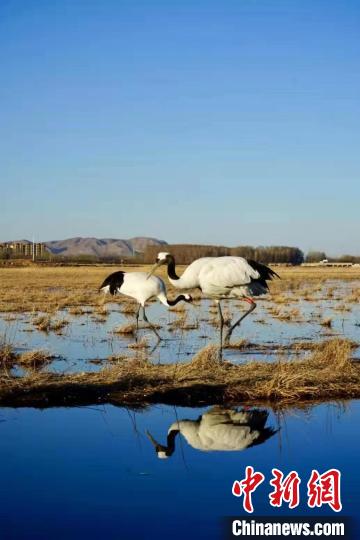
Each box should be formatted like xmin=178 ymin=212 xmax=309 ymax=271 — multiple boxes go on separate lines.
xmin=68 ymin=306 xmax=87 ymax=316
xmin=0 ymin=338 xmax=359 ymax=407
xmin=272 ymin=295 xmax=289 ymax=304
xmin=1 ymin=264 xmax=359 ymax=315
xmin=128 ymin=337 xmax=149 ymax=349
xmin=120 ymin=305 xmax=138 ymax=315
xmin=113 ymin=323 xmax=137 ymax=335
xmin=32 ymin=315 xmax=69 ymax=332
xmin=266 ymin=306 xmax=303 ymax=322
xmin=0 ymin=341 xmax=16 ymax=366
xmin=169 ymin=303 xmax=186 ymax=313
xmin=333 ymin=304 xmax=352 ymax=312
xmin=17 ymin=350 xmax=53 ymax=370
xmin=345 ymin=287 xmax=360 ymax=303
xmin=107 ymin=353 xmax=129 ymax=363
xmin=0 ymin=342 xmax=52 ymax=371
xmin=169 ymin=312 xmax=199 ymax=331
xmin=224 ymin=338 xmax=248 ymax=350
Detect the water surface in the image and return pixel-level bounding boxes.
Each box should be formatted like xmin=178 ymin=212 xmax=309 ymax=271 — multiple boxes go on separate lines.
xmin=0 ymin=400 xmax=359 ymax=539
xmin=1 ymin=279 xmax=359 ymax=371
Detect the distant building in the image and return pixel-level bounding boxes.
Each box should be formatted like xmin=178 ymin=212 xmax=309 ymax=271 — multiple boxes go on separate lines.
xmin=0 ymin=241 xmax=46 ymax=258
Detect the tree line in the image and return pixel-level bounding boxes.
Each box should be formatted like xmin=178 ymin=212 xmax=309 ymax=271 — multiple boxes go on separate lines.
xmin=2 ymin=244 xmax=358 ymax=265
xmin=305 ymin=251 xmax=360 ymax=263
xmin=143 ymin=244 xmax=305 ymax=265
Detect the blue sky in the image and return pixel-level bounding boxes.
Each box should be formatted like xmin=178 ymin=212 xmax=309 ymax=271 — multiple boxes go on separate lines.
xmin=0 ymin=0 xmax=359 ymax=255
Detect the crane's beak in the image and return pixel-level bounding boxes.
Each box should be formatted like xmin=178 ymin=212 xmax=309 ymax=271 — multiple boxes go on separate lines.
xmin=146 ymin=430 xmax=168 ymax=458
xmin=146 ymin=261 xmax=162 ymax=279
xmin=146 ymin=430 xmax=160 ymax=447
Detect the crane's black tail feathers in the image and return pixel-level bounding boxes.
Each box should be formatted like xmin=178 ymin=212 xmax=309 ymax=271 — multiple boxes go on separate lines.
xmin=99 ymin=271 xmax=125 ymax=295
xmin=248 ymin=427 xmax=279 ymax=448
xmin=247 ymin=259 xmax=280 ymax=290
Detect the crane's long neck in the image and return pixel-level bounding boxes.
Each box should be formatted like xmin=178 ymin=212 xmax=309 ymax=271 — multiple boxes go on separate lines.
xmin=157 ymin=293 xmax=189 ymax=307
xmin=166 ymin=255 xmax=192 ymax=289
xmin=151 ymin=429 xmax=179 ymax=457
xmin=167 ymin=295 xmax=189 ymax=306
xmin=165 ymin=429 xmax=178 ymax=455
xmin=167 ymin=256 xmax=180 ymax=281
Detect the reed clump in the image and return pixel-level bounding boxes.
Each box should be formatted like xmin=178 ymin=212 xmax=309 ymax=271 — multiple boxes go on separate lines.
xmin=120 ymin=301 xmax=138 ymax=314
xmin=320 ymin=317 xmax=332 ymax=328
xmin=0 ymin=341 xmax=16 ymax=366
xmin=0 ymin=338 xmax=358 ymax=407
xmin=17 ymin=350 xmax=53 ymax=370
xmin=169 ymin=313 xmax=199 ymax=331
xmin=169 ymin=303 xmax=186 ymax=313
xmin=32 ymin=315 xmax=69 ymax=332
xmin=113 ymin=323 xmax=137 ymax=335
xmin=0 ymin=341 xmax=52 ymax=371
xmin=128 ymin=338 xmax=149 ymax=349
xmin=176 ymin=345 xmax=225 ymax=378
xmin=68 ymin=306 xmax=86 ymax=316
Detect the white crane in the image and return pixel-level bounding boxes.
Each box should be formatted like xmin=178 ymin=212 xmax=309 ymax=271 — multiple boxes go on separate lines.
xmin=146 ymin=407 xmax=276 ymax=458
xmin=100 ymin=270 xmax=192 ymax=340
xmin=148 ymin=252 xmax=279 ymax=351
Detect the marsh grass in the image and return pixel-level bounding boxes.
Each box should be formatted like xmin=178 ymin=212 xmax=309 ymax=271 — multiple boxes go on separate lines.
xmin=1 ymin=265 xmax=359 ymax=315
xmin=120 ymin=301 xmax=139 ymax=314
xmin=320 ymin=317 xmax=333 ymax=328
xmin=0 ymin=341 xmax=16 ymax=366
xmin=68 ymin=306 xmax=87 ymax=316
xmin=272 ymin=295 xmax=289 ymax=304
xmin=113 ymin=323 xmax=137 ymax=335
xmin=0 ymin=341 xmax=52 ymax=371
xmin=333 ymin=304 xmax=352 ymax=312
xmin=267 ymin=307 xmax=303 ymax=322
xmin=107 ymin=353 xmax=129 ymax=363
xmin=224 ymin=338 xmax=248 ymax=350
xmin=32 ymin=315 xmax=69 ymax=333
xmin=169 ymin=312 xmax=199 ymax=331
xmin=128 ymin=337 xmax=149 ymax=349
xmin=17 ymin=350 xmax=53 ymax=370
xmin=1 ymin=338 xmax=359 ymax=407
xmin=169 ymin=303 xmax=186 ymax=313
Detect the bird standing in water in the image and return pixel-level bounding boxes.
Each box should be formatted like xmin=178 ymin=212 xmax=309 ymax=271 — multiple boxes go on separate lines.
xmin=148 ymin=252 xmax=279 ymax=352
xmin=100 ymin=270 xmax=192 ymax=340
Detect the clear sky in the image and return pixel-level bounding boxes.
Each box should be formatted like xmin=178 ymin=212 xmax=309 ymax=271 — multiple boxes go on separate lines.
xmin=1 ymin=0 xmax=359 ymax=255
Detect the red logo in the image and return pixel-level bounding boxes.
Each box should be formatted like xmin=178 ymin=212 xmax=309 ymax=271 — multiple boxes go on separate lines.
xmin=269 ymin=468 xmax=301 ymax=509
xmin=232 ymin=466 xmax=265 ymax=513
xmin=232 ymin=468 xmax=342 ymax=513
xmin=307 ymin=469 xmax=342 ymax=512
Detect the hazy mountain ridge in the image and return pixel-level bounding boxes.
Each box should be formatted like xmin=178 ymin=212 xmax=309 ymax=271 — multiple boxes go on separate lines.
xmin=7 ymin=237 xmax=167 ymax=258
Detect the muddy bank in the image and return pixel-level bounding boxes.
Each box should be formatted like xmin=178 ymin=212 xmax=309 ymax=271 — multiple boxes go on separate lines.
xmin=0 ymin=339 xmax=359 ymax=408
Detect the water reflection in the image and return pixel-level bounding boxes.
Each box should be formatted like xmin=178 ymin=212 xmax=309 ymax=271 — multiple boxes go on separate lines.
xmin=146 ymin=406 xmax=277 ymax=458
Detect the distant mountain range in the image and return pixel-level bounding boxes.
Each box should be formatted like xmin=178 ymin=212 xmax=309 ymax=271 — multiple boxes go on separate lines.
xmin=8 ymin=237 xmax=167 ymax=258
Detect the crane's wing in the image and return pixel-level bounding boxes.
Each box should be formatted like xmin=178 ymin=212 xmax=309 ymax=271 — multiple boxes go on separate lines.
xmin=198 ymin=257 xmax=259 ymax=293
xmin=178 ymin=257 xmax=215 ymax=288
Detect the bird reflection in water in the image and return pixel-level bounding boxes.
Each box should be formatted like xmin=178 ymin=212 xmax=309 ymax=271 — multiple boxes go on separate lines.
xmin=146 ymin=406 xmax=277 ymax=459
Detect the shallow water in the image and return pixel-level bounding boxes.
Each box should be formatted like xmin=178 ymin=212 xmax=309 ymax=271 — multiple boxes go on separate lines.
xmin=0 ymin=401 xmax=359 ymax=539
xmin=1 ymin=280 xmax=359 ymax=371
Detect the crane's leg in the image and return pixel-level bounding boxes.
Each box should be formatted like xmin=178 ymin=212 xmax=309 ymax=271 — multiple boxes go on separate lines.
xmin=216 ymin=300 xmax=224 ymax=359
xmin=224 ymin=298 xmax=257 ymax=346
xmin=143 ymin=306 xmax=162 ymax=341
xmin=135 ymin=304 xmax=141 ymax=339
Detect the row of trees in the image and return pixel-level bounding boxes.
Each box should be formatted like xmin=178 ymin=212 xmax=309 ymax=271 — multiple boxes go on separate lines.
xmin=143 ymin=244 xmax=305 ymax=265
xmin=2 ymin=245 xmax=358 ymax=265
xmin=306 ymin=251 xmax=360 ymax=263
xmin=305 ymin=251 xmax=327 ymax=263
